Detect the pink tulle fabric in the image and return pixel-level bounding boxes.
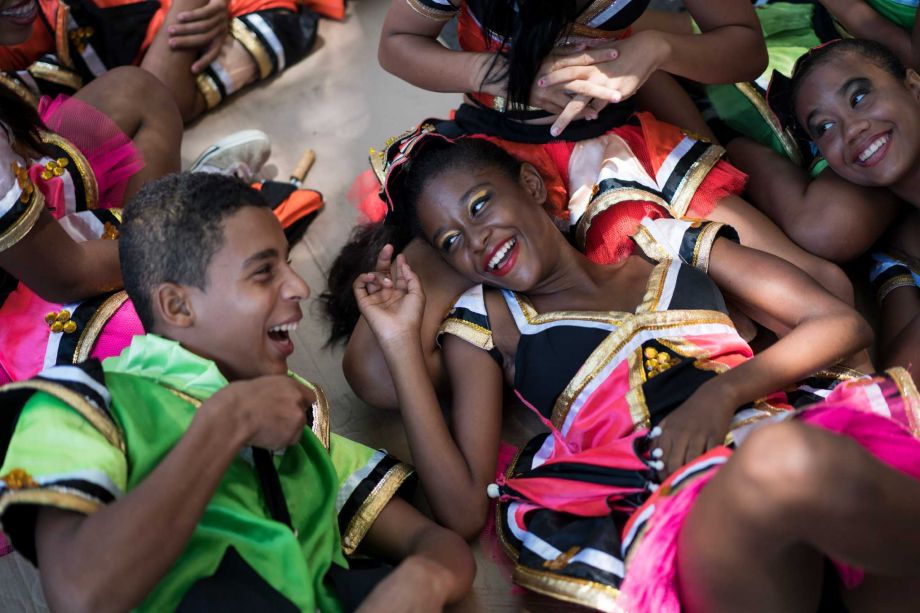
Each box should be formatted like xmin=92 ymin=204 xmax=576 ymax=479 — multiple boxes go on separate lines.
xmin=37 ymin=95 xmax=144 ymax=211
xmin=618 ymin=378 xmax=920 ymax=612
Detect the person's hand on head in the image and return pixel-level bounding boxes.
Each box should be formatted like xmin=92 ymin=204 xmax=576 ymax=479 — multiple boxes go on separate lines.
xmin=167 ymin=0 xmax=230 ymax=74
xmin=354 ymin=247 xmax=426 ymax=347
xmin=541 ymin=31 xmax=668 ymax=136
xmin=201 ymin=375 xmax=314 ymax=451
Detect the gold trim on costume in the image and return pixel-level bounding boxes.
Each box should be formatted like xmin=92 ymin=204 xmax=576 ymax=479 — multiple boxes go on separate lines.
xmin=0 ymin=488 xmax=101 ymax=517
xmin=667 ymin=143 xmax=724 ymax=219
xmin=626 ymin=348 xmax=650 ymax=428
xmin=631 ymin=224 xmax=669 ymax=262
xmin=565 ymin=23 xmax=623 ymax=40
xmin=575 ymin=187 xmax=670 ymax=250
xmin=298 ymin=379 xmax=330 ymax=451
xmin=40 ymin=132 xmax=99 ymax=209
xmin=0 ymin=73 xmax=38 ymax=107
xmin=28 ymin=61 xmax=83 ymax=90
xmin=0 ymin=187 xmax=44 ymax=253
xmin=439 ymin=318 xmax=495 ymax=351
xmin=0 ymin=380 xmax=125 ymax=452
xmin=691 ymin=222 xmax=725 ymax=272
xmin=341 ymin=462 xmax=414 ymax=555
xmin=195 ymin=74 xmax=222 ymax=110
xmin=55 ymin=3 xmax=73 ymax=68
xmin=635 ymin=259 xmax=670 ymax=313
xmin=735 ymin=82 xmax=802 ymax=165
xmin=73 ymin=291 xmax=129 ymax=363
xmin=406 ymin=0 xmax=457 ymax=21
xmin=550 ymin=310 xmax=734 ymax=429
xmin=577 ymin=0 xmax=611 ymax=25
xmin=512 ymin=293 xmax=627 ymax=326
xmin=512 ymin=565 xmax=622 ymax=612
xmin=231 ymin=18 xmax=272 ymax=80
xmin=496 ymin=443 xmax=527 ymax=563
xmin=888 ymin=367 xmax=920 ymax=438
xmin=878 ymin=274 xmax=916 ymax=303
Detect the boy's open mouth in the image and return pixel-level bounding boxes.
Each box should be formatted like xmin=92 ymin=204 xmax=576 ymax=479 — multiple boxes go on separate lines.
xmin=267 ymin=321 xmax=298 ymax=354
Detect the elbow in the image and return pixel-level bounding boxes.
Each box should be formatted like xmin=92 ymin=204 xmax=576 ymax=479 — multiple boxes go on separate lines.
xmin=43 ymin=575 xmax=113 ymax=613
xmin=851 ymin=316 xmax=875 ymax=353
xmin=448 ymin=498 xmax=490 ymax=542
xmin=377 ymin=36 xmax=398 ymax=76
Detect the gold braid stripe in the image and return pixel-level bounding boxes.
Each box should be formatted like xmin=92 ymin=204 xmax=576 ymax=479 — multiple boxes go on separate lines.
xmin=73 ymin=291 xmax=129 ymax=363
xmin=341 ymin=462 xmax=414 ymax=555
xmin=691 ymin=222 xmax=727 ymax=272
xmin=40 ymin=131 xmax=99 ymax=209
xmin=406 ymin=0 xmax=457 ymax=21
xmin=439 ymin=318 xmax=494 ymax=351
xmin=0 ymin=187 xmax=44 ymax=253
xmin=231 ymin=18 xmax=272 ymax=80
xmin=0 ymin=380 xmax=125 ymax=452
xmin=878 ymin=274 xmax=916 ymax=303
xmin=55 ymin=2 xmax=73 ymax=68
xmin=888 ymin=367 xmax=920 ymax=438
xmin=512 ymin=565 xmax=622 ymax=612
xmin=297 ymin=379 xmax=330 ymax=451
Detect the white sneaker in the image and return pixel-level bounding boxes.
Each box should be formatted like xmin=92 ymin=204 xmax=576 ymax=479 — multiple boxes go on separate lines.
xmin=189 ymin=129 xmax=271 ymax=182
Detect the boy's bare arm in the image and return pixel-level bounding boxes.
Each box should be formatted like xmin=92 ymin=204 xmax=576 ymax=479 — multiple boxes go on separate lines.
xmin=33 ymin=376 xmax=312 ymax=613
xmin=356 ymin=497 xmax=476 ymax=611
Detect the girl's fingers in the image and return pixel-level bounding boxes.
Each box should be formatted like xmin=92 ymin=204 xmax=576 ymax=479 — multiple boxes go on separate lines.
xmin=375 ymin=244 xmax=394 ymax=274
xmin=168 ymin=13 xmax=225 ymax=36
xmin=563 ymin=80 xmax=621 ymax=103
xmin=551 ymin=94 xmax=591 ymax=137
xmin=544 ymin=47 xmax=618 ymax=74
xmin=177 ymin=2 xmax=225 ymax=22
xmin=191 ymin=36 xmax=224 ymax=73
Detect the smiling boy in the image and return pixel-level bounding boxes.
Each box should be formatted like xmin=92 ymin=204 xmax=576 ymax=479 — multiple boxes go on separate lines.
xmin=0 ymin=173 xmax=474 ymax=612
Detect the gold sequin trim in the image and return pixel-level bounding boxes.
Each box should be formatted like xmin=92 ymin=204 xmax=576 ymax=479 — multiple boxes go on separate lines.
xmin=0 ymin=380 xmax=125 ymax=452
xmin=691 ymin=222 xmax=727 ymax=272
xmin=635 ymin=259 xmax=670 ymax=313
xmin=341 ymin=462 xmax=414 ymax=555
xmin=231 ymin=18 xmax=272 ymax=79
xmin=40 ymin=132 xmax=98 ymax=209
xmin=512 ymin=564 xmax=623 ymax=612
xmin=877 ymin=274 xmax=915 ymax=303
xmin=625 ymin=348 xmax=650 ymax=428
xmin=631 ymin=224 xmax=669 ymax=262
xmin=406 ymin=0 xmax=457 ymax=21
xmin=298 ymin=378 xmax=330 ymax=451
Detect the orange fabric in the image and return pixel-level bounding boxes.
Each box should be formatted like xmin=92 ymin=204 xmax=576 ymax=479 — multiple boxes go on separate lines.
xmin=251 ymin=183 xmax=324 ymax=229
xmin=0 ymin=0 xmax=57 ymax=70
xmin=302 ymin=0 xmax=345 ymax=20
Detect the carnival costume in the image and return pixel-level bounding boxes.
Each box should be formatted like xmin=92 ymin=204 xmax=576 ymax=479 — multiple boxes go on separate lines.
xmin=0 ymin=0 xmax=326 ymax=112
xmin=438 ymin=215 xmax=920 ymax=611
xmin=0 ymin=95 xmax=144 ymax=387
xmin=374 ymin=0 xmax=746 ymax=264
xmin=0 ymin=334 xmax=415 ymax=611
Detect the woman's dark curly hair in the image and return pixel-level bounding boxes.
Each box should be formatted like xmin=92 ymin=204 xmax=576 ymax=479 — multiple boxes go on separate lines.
xmin=0 ymin=84 xmax=49 ymax=156
xmin=322 ymin=137 xmax=522 ymax=344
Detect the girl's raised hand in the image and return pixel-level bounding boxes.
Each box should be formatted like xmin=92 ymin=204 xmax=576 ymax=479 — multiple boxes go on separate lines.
xmin=544 ymin=31 xmax=669 ymax=136
xmin=353 ymin=247 xmax=426 ymax=346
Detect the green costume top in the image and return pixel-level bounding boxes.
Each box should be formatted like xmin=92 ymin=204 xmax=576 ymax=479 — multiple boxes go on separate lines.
xmin=0 ymin=334 xmax=415 ymax=612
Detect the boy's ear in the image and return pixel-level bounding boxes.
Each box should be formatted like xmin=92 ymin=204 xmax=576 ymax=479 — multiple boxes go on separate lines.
xmin=906 ymin=69 xmax=920 ymax=100
xmin=153 ymin=283 xmax=196 ymax=329
xmin=519 ymin=163 xmax=547 ymax=205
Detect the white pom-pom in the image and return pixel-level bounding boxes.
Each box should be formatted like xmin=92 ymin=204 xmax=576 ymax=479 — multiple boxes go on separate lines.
xmin=487 ymin=483 xmax=501 ymax=499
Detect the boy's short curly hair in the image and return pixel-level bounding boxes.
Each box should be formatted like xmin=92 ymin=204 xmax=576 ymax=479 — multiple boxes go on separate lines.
xmin=119 ymin=172 xmax=269 ymax=330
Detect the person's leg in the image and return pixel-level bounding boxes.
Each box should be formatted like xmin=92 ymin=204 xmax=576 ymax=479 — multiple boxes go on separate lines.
xmin=677 ymin=421 xmax=920 ymax=613
xmin=876 ymin=211 xmax=920 ymax=382
xmin=725 ymin=137 xmax=902 ymax=262
xmin=72 ymin=67 xmax=183 ymax=200
xmin=140 ymin=0 xmax=213 ymax=121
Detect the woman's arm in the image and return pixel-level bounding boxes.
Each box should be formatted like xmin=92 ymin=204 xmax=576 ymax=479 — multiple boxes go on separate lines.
xmin=0 ymin=208 xmax=121 ymax=303
xmin=354 ymin=256 xmax=504 ymax=539
xmin=378 ymin=0 xmax=502 ymax=95
xmin=657 ymin=238 xmax=873 ymax=474
xmin=819 ymin=0 xmax=914 ymax=67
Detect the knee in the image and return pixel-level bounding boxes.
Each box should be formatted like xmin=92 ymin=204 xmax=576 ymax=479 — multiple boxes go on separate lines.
xmin=808 ymin=259 xmax=854 ymax=305
xmin=727 ymin=422 xmax=836 ymax=524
